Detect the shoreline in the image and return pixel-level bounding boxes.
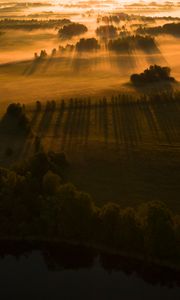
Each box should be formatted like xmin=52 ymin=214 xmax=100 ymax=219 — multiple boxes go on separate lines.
xmin=0 ymin=236 xmax=179 ymax=274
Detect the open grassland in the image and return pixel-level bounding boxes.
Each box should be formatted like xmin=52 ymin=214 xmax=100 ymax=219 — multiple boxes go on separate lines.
xmin=0 ymin=51 xmax=179 ymax=106
xmin=1 ymin=96 xmax=180 ymax=213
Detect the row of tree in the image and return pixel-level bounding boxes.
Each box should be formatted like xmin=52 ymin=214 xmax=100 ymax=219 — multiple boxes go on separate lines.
xmin=97 ymin=13 xmax=180 ymax=25
xmin=0 ymin=18 xmax=72 ymax=31
xmin=137 ymin=22 xmax=180 ymax=37
xmin=108 ymin=35 xmax=157 ymax=52
xmin=34 ymin=34 xmax=158 ymax=58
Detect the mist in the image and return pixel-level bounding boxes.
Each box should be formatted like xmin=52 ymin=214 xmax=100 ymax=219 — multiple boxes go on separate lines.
xmin=0 ymin=0 xmax=179 ymax=103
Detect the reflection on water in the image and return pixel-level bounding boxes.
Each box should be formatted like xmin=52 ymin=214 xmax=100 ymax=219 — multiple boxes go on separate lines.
xmin=0 ymin=242 xmax=180 ymax=299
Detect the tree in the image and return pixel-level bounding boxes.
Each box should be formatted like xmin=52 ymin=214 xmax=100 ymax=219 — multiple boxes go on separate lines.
xmin=40 ymin=50 xmax=48 ymax=59
xmin=43 ymin=170 xmax=62 ymax=195
xmin=96 ymin=25 xmax=118 ymax=38
xmin=76 ymin=38 xmax=100 ymax=51
xmin=144 ymin=201 xmax=177 ymax=258
xmin=56 ymin=184 xmax=96 ymax=240
xmin=99 ymin=203 xmax=121 ymax=247
xmin=51 ymin=48 xmax=57 ymax=57
xmin=120 ymin=207 xmax=143 ymax=252
xmin=59 ymin=23 xmax=88 ymax=39
xmin=0 ymin=103 xmax=31 ymax=135
xmin=130 ymin=65 xmax=176 ymax=86
xmin=36 ymin=101 xmax=42 ymax=112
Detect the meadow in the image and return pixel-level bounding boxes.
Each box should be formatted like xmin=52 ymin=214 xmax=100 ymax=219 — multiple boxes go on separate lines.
xmin=0 ymin=94 xmax=180 ymax=214
xmin=0 ymin=12 xmax=179 ymax=105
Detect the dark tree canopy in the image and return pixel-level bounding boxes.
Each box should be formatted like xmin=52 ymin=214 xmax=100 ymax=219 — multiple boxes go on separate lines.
xmin=76 ymin=38 xmax=100 ymax=51
xmin=59 ymin=23 xmax=88 ymax=39
xmin=130 ymin=65 xmax=176 ymax=86
xmin=0 ymin=149 xmax=179 ymax=262
xmin=0 ymin=103 xmax=31 ymax=135
xmin=108 ymin=35 xmax=157 ymax=52
xmin=96 ymin=25 xmax=118 ymax=38
xmin=137 ymin=22 xmax=180 ymax=37
xmin=108 ymin=37 xmax=131 ymax=52
xmin=0 ymin=18 xmax=72 ymax=31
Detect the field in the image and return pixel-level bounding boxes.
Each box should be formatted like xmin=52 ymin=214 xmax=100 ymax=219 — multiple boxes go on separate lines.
xmin=0 ymin=2 xmax=180 ymax=105
xmin=1 ymin=96 xmax=180 ymax=213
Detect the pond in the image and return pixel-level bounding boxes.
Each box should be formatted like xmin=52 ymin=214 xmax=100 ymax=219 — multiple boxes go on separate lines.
xmin=0 ymin=242 xmax=179 ymax=299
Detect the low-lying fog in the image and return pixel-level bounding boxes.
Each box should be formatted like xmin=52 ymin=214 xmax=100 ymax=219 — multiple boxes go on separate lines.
xmin=0 ymin=1 xmax=179 ymax=103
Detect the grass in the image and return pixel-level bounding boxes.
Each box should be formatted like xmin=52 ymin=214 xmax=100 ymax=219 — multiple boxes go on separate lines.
xmin=1 ymin=49 xmax=179 ymax=105
xmin=0 ymin=98 xmax=180 ymax=213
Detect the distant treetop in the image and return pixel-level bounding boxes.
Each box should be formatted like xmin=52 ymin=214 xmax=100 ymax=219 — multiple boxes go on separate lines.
xmin=130 ymin=65 xmax=176 ymax=86
xmin=59 ymin=23 xmax=88 ymax=39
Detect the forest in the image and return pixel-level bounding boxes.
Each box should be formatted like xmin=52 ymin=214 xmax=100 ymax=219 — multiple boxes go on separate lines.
xmin=0 ymin=148 xmax=180 ymax=265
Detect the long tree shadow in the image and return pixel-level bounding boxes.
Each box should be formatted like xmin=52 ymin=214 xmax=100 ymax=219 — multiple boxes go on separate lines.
xmin=115 ymin=96 xmax=142 ymax=147
xmin=49 ymin=100 xmax=66 ymax=150
xmin=144 ymin=47 xmax=167 ymax=67
xmin=101 ymin=98 xmax=109 ymax=145
xmin=23 ymin=58 xmax=46 ymax=76
xmin=75 ymin=100 xmax=86 ymax=145
xmin=79 ymin=99 xmax=88 ymax=145
xmin=150 ymin=95 xmax=180 ymax=144
xmin=66 ymin=99 xmax=80 ymax=150
xmin=19 ymin=106 xmax=42 ymax=158
xmin=37 ymin=101 xmax=56 ymax=138
xmin=111 ymin=97 xmax=120 ymax=147
xmin=61 ymin=99 xmax=75 ymax=151
xmin=136 ymin=97 xmax=161 ymax=144
xmin=110 ymin=53 xmax=137 ymax=73
xmin=84 ymin=99 xmax=91 ymax=147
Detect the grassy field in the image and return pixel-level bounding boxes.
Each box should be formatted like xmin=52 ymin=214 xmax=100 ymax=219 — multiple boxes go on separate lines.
xmin=0 ymin=97 xmax=180 ymax=213
xmin=0 ymin=41 xmax=179 ymax=106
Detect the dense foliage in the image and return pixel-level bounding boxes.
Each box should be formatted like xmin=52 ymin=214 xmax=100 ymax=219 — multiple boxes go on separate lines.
xmin=76 ymin=38 xmax=100 ymax=51
xmin=108 ymin=35 xmax=157 ymax=52
xmin=96 ymin=25 xmax=118 ymax=38
xmin=137 ymin=22 xmax=180 ymax=37
xmin=0 ymin=151 xmax=179 ymax=264
xmin=59 ymin=23 xmax=88 ymax=39
xmin=0 ymin=19 xmax=72 ymax=31
xmin=131 ymin=65 xmax=176 ymax=86
xmin=0 ymin=103 xmax=31 ymax=135
xmin=98 ymin=13 xmax=180 ymax=24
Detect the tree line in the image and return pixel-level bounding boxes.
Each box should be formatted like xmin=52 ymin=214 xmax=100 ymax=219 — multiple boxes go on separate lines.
xmin=0 ymin=150 xmax=179 ymax=264
xmin=34 ymin=34 xmax=159 ymax=59
xmin=0 ymin=18 xmax=72 ymax=31
xmin=137 ymin=22 xmax=180 ymax=37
